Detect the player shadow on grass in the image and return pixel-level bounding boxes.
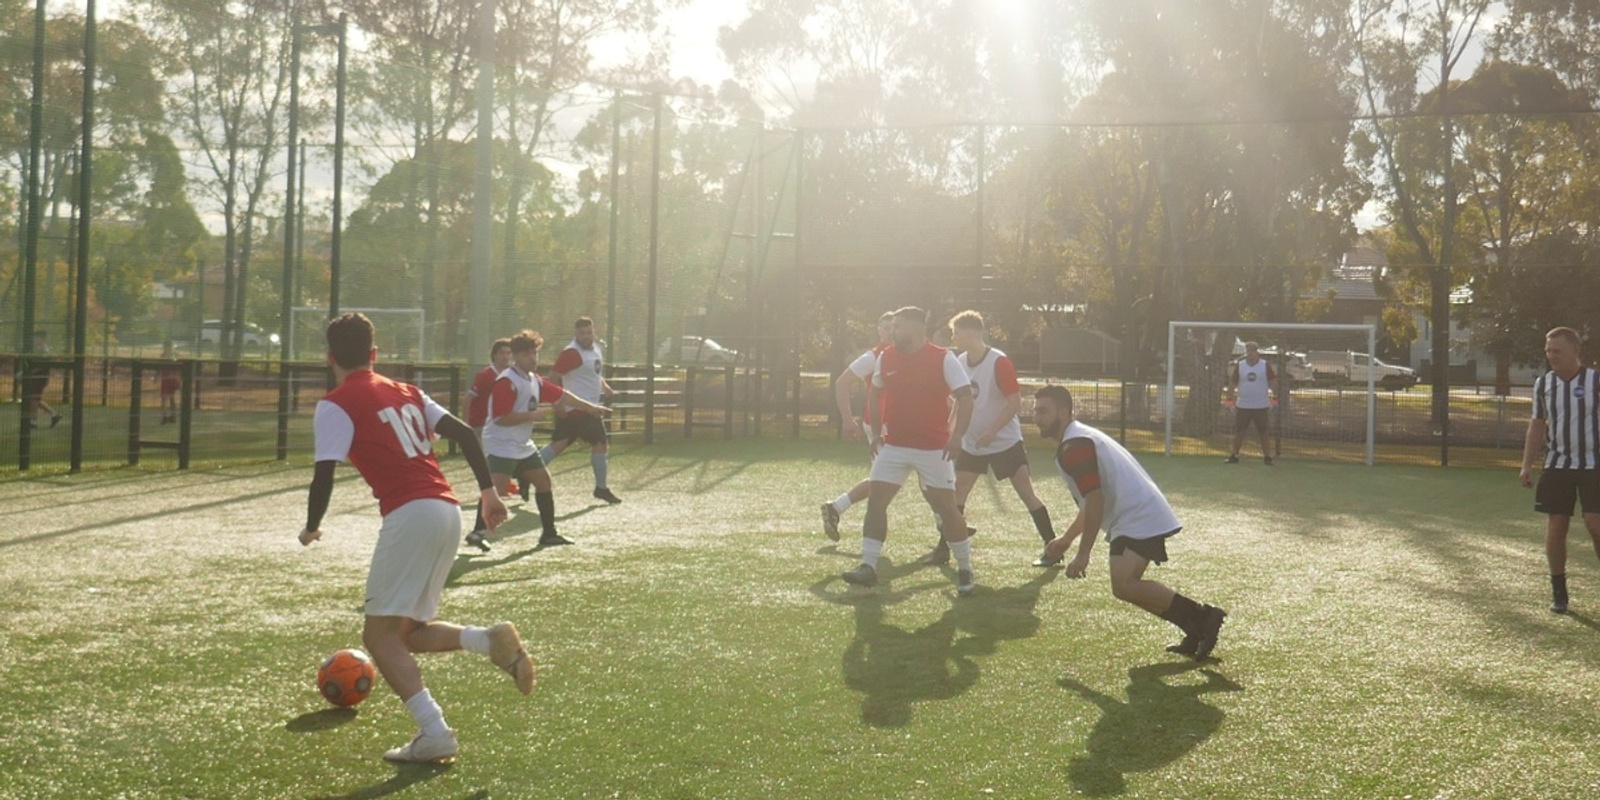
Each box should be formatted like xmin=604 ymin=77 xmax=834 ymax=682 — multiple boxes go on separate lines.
xmin=812 ymin=566 xmax=1058 ymax=727
xmin=1058 ymin=662 xmax=1242 ymax=797
xmin=311 ymin=762 xmax=454 ymax=800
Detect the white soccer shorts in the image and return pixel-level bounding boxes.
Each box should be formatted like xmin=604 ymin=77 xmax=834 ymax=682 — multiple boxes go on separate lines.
xmin=365 ymin=498 xmax=460 ymax=621
xmin=869 ymin=443 xmax=957 ymax=490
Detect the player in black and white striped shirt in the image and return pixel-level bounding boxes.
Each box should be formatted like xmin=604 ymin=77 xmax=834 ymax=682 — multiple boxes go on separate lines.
xmin=1520 ymin=327 xmax=1600 ymax=614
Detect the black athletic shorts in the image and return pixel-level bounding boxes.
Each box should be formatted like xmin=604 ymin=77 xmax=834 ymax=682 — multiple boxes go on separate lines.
xmin=1535 ymin=469 xmax=1600 ymax=517
xmin=1234 ymin=407 xmax=1269 ymax=434
xmin=956 ymin=441 xmax=1030 ymax=480
xmin=1108 ymin=528 xmax=1181 ymax=565
xmin=551 ymin=413 xmax=608 ymax=446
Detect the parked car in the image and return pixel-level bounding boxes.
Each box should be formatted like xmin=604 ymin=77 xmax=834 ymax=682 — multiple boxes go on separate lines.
xmin=1304 ymin=350 xmax=1418 ymax=390
xmin=197 ymin=319 xmax=281 ymax=354
xmin=656 ymin=335 xmax=738 ymax=365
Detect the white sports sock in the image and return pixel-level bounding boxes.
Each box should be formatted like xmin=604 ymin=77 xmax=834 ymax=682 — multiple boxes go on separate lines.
xmin=404 ymin=689 xmax=450 ymax=737
xmin=860 ymin=537 xmax=883 ymax=568
xmin=832 ymin=493 xmax=852 ymax=513
xmin=949 ymin=538 xmax=973 ymax=571
xmin=459 ymin=626 xmax=491 ymax=656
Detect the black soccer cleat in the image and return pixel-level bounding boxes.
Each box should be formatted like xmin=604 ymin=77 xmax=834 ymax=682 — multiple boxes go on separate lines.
xmin=841 ymin=564 xmax=878 ymax=587
xmin=464 ymin=529 xmax=492 ymax=553
xmin=1165 ymin=635 xmax=1199 ymax=657
xmin=594 ymin=487 xmax=623 ymax=505
xmin=922 ymin=541 xmax=951 ymax=566
xmin=820 ymin=502 xmax=841 ymax=542
xmin=1223 ymin=455 xmax=1239 ymax=464
xmin=1551 ymin=600 xmax=1570 ymax=615
xmin=1192 ymin=605 xmax=1227 ymax=661
xmin=538 ymin=533 xmax=574 ymax=548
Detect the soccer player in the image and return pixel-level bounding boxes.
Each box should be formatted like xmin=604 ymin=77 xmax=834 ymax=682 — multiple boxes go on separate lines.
xmin=1223 ymin=341 xmax=1278 ymax=465
xmin=21 ymin=331 xmax=62 ymax=429
xmin=463 ymin=337 xmax=513 ymax=551
xmin=484 ymin=329 xmax=610 ymax=548
xmin=539 ymin=317 xmax=622 ymax=505
xmin=1519 ymin=327 xmax=1600 ymax=614
xmin=820 ymin=311 xmax=895 ymax=540
xmin=298 ymin=313 xmax=535 ymax=764
xmin=157 ymin=340 xmax=181 ymax=425
xmin=922 ymin=310 xmax=1057 ymax=566
xmin=1033 ymin=384 xmax=1227 ymax=660
xmin=842 ymin=306 xmax=978 ymax=595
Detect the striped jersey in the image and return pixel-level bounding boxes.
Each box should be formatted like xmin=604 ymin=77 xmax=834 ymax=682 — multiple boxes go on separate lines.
xmin=1533 ymin=367 xmax=1600 ymax=470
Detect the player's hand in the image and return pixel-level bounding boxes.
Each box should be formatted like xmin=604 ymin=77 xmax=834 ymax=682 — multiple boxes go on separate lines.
xmin=1065 ymin=552 xmax=1090 ymax=579
xmin=1520 ymin=466 xmax=1533 ymax=488
xmin=480 ymin=489 xmax=510 ymax=531
xmin=843 ymin=417 xmax=863 ymax=439
xmin=1222 ymin=398 xmax=1235 ymax=408
xmin=944 ymin=441 xmax=961 ymax=462
xmin=590 ymin=405 xmax=611 ymax=418
xmin=869 ymin=436 xmax=883 ymax=459
xmin=976 ymin=431 xmax=996 ymax=448
xmin=1269 ymin=397 xmax=1278 ymax=408
xmin=298 ymin=528 xmax=322 ymax=547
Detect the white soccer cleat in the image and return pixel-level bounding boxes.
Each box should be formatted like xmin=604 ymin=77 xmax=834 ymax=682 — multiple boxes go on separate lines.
xmin=383 ymin=730 xmax=458 ymax=764
xmin=488 ymin=621 xmax=537 ymax=695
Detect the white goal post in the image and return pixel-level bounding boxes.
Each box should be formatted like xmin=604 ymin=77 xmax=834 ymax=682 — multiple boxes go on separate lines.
xmin=290 ymin=307 xmax=428 ymax=362
xmin=1165 ymin=321 xmax=1378 ymax=466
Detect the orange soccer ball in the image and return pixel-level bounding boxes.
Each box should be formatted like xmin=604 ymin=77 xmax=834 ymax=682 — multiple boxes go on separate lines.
xmin=316 ymin=648 xmax=378 ymax=707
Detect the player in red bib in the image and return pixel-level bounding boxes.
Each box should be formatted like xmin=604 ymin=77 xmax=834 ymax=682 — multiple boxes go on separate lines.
xmin=157 ymin=339 xmax=181 ymax=425
xmin=298 ymin=313 xmax=534 ymax=764
xmin=842 ymin=306 xmax=978 ymax=596
xmin=463 ymin=337 xmax=513 ymax=547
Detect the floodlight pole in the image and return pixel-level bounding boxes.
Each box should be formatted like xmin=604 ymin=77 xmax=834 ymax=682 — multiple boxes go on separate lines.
xmin=69 ymin=0 xmax=96 ymax=473
xmin=329 ymin=12 xmax=348 ymax=320
xmin=17 ymin=0 xmax=46 ymax=470
xmin=277 ymin=19 xmax=302 ymax=461
xmin=644 ymin=92 xmax=662 ymax=444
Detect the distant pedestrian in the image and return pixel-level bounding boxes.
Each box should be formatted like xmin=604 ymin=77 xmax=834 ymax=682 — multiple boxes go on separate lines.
xmin=21 ymin=331 xmax=62 ymax=429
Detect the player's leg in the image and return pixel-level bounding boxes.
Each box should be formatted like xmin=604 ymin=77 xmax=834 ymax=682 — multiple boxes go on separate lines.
xmin=1254 ymin=412 xmax=1273 ymax=464
xmin=539 ymin=435 xmax=570 ymax=465
xmin=1108 ymin=537 xmax=1225 ymax=660
xmin=922 ymin=468 xmax=978 ymax=565
xmin=524 ymin=459 xmax=567 ymax=546
xmin=589 ymin=422 xmax=621 ymax=504
xmin=845 ymin=447 xmax=909 ymax=586
xmin=919 ymin=452 xmax=975 ymax=595
xmin=822 ymin=477 xmax=872 ymax=541
xmin=1538 ymin=469 xmax=1577 ymax=613
xmin=1226 ymin=409 xmax=1245 ymax=462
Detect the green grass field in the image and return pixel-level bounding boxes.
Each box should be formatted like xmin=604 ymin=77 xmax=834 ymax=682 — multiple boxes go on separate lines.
xmin=2 ymin=440 xmax=1597 ymax=799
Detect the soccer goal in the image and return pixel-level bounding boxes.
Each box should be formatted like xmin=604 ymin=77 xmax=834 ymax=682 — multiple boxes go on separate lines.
xmin=1165 ymin=321 xmax=1383 ymax=465
xmin=290 ymin=307 xmax=427 ymax=362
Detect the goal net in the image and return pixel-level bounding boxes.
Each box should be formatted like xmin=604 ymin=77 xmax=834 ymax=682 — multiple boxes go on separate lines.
xmin=290 ymin=307 xmax=428 ymax=362
xmin=1164 ymin=322 xmax=1386 ymax=465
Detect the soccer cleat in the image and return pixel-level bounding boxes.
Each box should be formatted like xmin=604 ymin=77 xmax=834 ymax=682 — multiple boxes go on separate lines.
xmin=593 ymin=487 xmax=622 ymax=505
xmin=49 ymin=413 xmax=62 ymax=429
xmin=487 ymin=621 xmax=537 ymax=695
xmin=1551 ymin=600 xmax=1570 ymax=615
xmin=1223 ymin=455 xmax=1239 ymax=464
xmin=383 ymin=730 xmax=459 ymax=764
xmin=956 ymin=568 xmax=976 ymax=597
xmin=841 ymin=564 xmax=878 ymax=587
xmin=820 ymin=503 xmax=841 ymax=542
xmin=1192 ymin=605 xmax=1227 ymax=661
xmin=1165 ymin=635 xmax=1199 ymax=657
xmin=1032 ymin=550 xmax=1062 ymax=568
xmin=464 ymin=529 xmax=491 ymax=553
xmin=922 ymin=541 xmax=951 ymax=566
xmin=538 ymin=533 xmax=574 ymax=547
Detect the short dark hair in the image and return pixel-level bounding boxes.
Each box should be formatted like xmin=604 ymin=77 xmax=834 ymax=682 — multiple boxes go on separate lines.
xmin=892 ymin=306 xmax=928 ymax=324
xmin=489 ymin=337 xmax=512 ymax=359
xmin=1548 ymin=327 xmax=1581 ymax=349
xmin=575 ymin=316 xmax=594 ymax=330
xmin=326 ymin=313 xmax=375 ymax=369
xmin=949 ymin=310 xmax=984 ymax=331
xmin=1034 ymin=384 xmax=1073 ymax=414
xmin=510 ymin=329 xmax=544 ymax=354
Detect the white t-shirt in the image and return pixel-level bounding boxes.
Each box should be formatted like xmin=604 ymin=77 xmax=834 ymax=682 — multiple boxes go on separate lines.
xmin=960 ymin=346 xmax=1024 ymax=456
xmin=1235 ymin=358 xmax=1272 ymax=409
xmin=1056 ymin=420 xmax=1181 ymax=541
xmin=847 ymin=349 xmax=877 ymax=380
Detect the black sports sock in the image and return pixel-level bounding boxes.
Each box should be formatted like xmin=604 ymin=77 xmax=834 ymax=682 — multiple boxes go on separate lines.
xmin=1029 ymin=506 xmax=1054 ymax=544
xmin=1160 ymin=593 xmax=1206 ymax=635
xmin=1553 ymin=573 xmax=1569 ymax=606
xmin=472 ymin=505 xmax=485 ymax=533
xmin=520 ymin=480 xmax=531 ymax=502
xmin=536 ymin=491 xmax=557 ymax=538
